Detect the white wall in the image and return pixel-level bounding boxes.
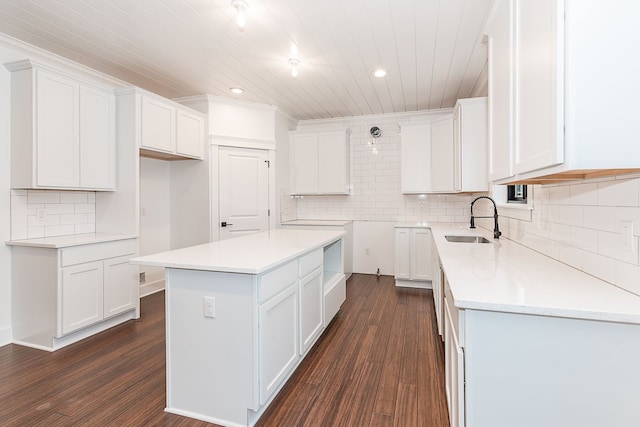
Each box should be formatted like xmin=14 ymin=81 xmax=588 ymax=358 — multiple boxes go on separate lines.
xmin=476 ymin=175 xmax=640 ymax=296
xmin=0 ymin=58 xmax=11 ymax=345
xmin=275 ymin=109 xmax=297 ymax=225
xmin=139 ymin=157 xmax=171 ymax=288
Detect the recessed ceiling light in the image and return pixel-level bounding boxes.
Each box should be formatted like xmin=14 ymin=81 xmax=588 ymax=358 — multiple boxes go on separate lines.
xmin=289 ymin=58 xmax=300 ymax=78
xmin=231 ymin=0 xmax=248 ymax=29
xmin=230 ymin=87 xmax=245 ymax=95
xmin=373 ymin=68 xmax=387 ymax=78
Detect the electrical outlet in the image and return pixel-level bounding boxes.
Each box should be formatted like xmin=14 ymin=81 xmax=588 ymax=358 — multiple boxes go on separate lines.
xmin=36 ymin=208 xmax=46 ymax=221
xmin=139 ymin=272 xmax=146 ymax=284
xmin=204 ymin=296 xmax=216 ymax=318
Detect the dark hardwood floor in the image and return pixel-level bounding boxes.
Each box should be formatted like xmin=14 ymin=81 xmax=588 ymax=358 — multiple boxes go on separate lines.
xmin=0 ymin=274 xmax=448 ymax=426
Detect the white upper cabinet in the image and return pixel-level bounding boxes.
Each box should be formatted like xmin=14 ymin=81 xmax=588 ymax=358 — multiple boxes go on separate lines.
xmin=80 ymin=85 xmax=116 ymax=189
xmin=486 ymin=0 xmax=514 ymax=182
xmin=120 ymin=87 xmax=205 ymax=160
xmin=400 ymin=123 xmax=431 ymax=194
xmin=430 ymin=117 xmax=455 ymax=192
xmin=290 ymin=129 xmax=350 ymax=195
xmin=453 ymin=97 xmax=488 ymax=193
xmin=176 ymin=108 xmax=206 ymax=158
xmin=486 ymin=0 xmax=640 ymax=184
xmin=7 ymin=60 xmax=115 ymax=190
xmin=141 ymin=96 xmax=175 ymax=154
xmin=402 ymin=102 xmax=487 ymax=195
xmin=513 ymin=0 xmax=564 ymax=175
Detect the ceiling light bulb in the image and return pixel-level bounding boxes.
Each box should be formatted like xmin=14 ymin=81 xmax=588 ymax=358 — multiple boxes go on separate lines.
xmin=373 ymin=68 xmax=387 ymax=78
xmin=289 ymin=58 xmax=300 ymax=78
xmin=230 ymin=87 xmax=244 ymax=94
xmin=231 ymin=0 xmax=248 ymax=29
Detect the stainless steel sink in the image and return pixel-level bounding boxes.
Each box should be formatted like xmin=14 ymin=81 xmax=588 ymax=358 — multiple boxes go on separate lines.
xmin=445 ymin=235 xmax=492 ymax=243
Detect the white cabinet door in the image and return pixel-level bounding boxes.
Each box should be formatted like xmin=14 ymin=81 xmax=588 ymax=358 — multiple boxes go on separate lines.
xmin=487 ymin=0 xmax=515 ymax=181
xmin=299 ymin=266 xmax=323 ymax=355
xmin=432 ymin=257 xmax=443 ymax=337
xmin=291 ymin=133 xmax=319 ymax=194
xmin=455 ymin=98 xmax=488 ymax=192
xmin=445 ymin=300 xmax=465 ymax=427
xmin=411 ymin=228 xmax=433 ymax=281
xmin=318 ymin=132 xmax=348 ymax=194
xmin=400 ymin=123 xmax=431 ymax=194
xmin=394 ymin=228 xmax=411 ymax=280
xmin=36 ymin=69 xmax=79 ymax=188
xmin=103 ymin=255 xmax=137 ymax=318
xmin=79 ymin=85 xmax=115 ymax=189
xmin=430 ymin=117 xmax=455 ymax=192
xmin=141 ymin=96 xmax=176 ymax=153
xmin=61 ymin=261 xmax=104 ymax=335
xmin=258 ymin=283 xmax=299 ymax=405
xmin=176 ymin=108 xmax=204 ymax=159
xmin=513 ymin=0 xmax=564 ymax=174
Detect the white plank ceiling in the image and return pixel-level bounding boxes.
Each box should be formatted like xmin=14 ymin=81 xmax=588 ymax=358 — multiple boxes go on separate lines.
xmin=0 ymin=0 xmax=494 ymax=120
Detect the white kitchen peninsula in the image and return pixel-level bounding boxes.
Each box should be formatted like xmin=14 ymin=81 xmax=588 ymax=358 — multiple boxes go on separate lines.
xmin=130 ymin=229 xmax=346 ymax=427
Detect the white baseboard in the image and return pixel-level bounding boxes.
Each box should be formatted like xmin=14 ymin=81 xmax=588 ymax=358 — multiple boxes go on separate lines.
xmin=395 ymin=278 xmax=432 ymax=289
xmin=140 ymin=279 xmax=165 ymax=298
xmin=0 ymin=326 xmax=11 ymax=348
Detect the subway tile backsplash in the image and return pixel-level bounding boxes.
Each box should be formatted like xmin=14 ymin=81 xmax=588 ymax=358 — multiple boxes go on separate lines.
xmin=477 ymin=175 xmax=640 ymax=296
xmin=11 ymin=189 xmax=96 ymax=239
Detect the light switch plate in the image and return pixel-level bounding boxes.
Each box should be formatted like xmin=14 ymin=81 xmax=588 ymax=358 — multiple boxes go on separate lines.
xmin=203 ymin=296 xmax=216 ymax=318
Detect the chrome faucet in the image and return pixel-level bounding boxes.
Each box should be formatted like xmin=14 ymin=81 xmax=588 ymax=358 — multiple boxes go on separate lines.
xmin=470 ymin=196 xmax=501 ymax=239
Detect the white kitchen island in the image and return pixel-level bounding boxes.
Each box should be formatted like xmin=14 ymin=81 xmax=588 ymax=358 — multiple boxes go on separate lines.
xmin=130 ymin=229 xmax=346 ymax=427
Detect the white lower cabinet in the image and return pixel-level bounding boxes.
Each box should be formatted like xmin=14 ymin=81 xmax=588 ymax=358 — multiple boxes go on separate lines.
xmin=61 ymin=261 xmax=104 ymax=335
xmin=11 ymin=239 xmax=139 ymax=351
xmin=258 ymin=283 xmax=299 ymax=405
xmin=394 ymin=226 xmax=433 ymax=287
xmin=299 ymin=266 xmax=323 ymax=355
xmin=444 ymin=287 xmax=465 ymax=427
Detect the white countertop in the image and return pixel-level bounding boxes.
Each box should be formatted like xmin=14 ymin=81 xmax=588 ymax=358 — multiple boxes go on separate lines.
xmin=394 ymin=222 xmax=431 ymax=228
xmin=130 ymin=229 xmax=345 ymax=275
xmin=430 ymin=223 xmax=640 ymax=324
xmin=6 ymin=233 xmax=137 ymax=249
xmin=282 ymin=219 xmax=353 ymax=226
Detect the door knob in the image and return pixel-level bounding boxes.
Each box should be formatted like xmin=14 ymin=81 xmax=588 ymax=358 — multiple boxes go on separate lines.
xmin=221 ymin=222 xmax=233 ymax=227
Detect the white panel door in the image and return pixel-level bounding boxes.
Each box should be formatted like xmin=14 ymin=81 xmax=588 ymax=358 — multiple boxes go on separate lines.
xmin=219 ymin=147 xmax=269 ymax=240
xmin=103 ymin=255 xmax=137 ymax=318
xmin=514 ymin=0 xmax=564 ymax=174
xmin=61 ymin=261 xmax=104 ymax=335
xmin=36 ymin=69 xmax=79 ymax=188
xmin=79 ymin=85 xmax=115 ymax=189
xmin=258 ymin=283 xmax=299 ymax=405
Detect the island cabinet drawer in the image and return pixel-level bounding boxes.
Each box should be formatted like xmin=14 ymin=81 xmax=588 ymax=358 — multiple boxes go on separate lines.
xmin=299 ymin=248 xmax=323 ymax=278
xmin=258 ymin=259 xmax=298 ymax=303
xmin=60 ymin=239 xmax=137 ymax=267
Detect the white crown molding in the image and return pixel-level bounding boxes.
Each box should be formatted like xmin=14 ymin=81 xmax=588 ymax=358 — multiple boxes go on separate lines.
xmin=209 ymin=134 xmax=276 ymax=151
xmin=0 ymin=32 xmax=128 ymax=88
